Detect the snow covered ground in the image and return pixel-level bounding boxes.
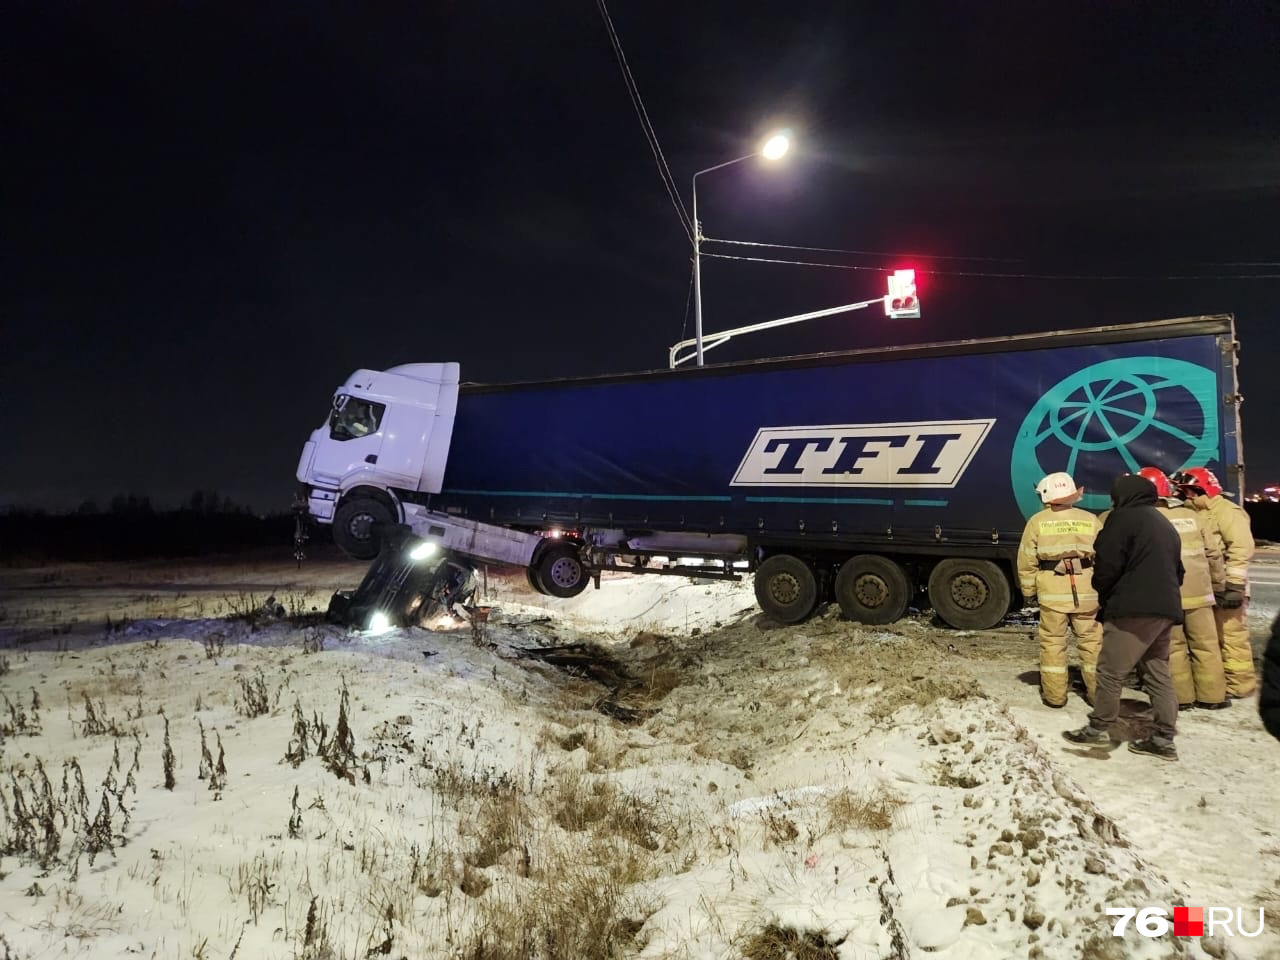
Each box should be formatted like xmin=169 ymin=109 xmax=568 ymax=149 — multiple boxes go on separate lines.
xmin=0 ymin=549 xmax=1277 ymax=959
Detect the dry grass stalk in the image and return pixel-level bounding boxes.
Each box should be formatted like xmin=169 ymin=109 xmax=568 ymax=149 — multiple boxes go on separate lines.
xmin=235 ymin=668 xmax=270 ymax=718
xmin=825 ymin=785 xmax=905 ymax=833
xmin=162 ymin=715 xmax=176 ymax=790
xmin=739 ymin=923 xmax=843 ymax=960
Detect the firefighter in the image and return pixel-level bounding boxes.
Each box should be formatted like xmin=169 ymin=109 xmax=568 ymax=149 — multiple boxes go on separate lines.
xmin=1138 ymin=467 xmax=1228 ymax=709
xmin=1018 ymin=471 xmax=1104 ymax=707
xmin=1171 ymin=467 xmax=1257 ymax=698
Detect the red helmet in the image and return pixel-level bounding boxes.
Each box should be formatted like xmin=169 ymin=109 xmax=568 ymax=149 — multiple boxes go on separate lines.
xmin=1138 ymin=467 xmax=1172 ymax=498
xmin=1170 ymin=466 xmax=1222 ymax=499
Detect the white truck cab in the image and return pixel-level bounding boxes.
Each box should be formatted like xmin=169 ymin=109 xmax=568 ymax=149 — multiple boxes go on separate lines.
xmin=296 ymin=363 xmax=460 ymax=558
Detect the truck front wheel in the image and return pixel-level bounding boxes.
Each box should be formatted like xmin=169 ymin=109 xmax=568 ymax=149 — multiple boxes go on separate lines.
xmin=333 ymin=497 xmax=394 ymax=560
xmin=835 ymin=555 xmax=911 ymax=625
xmin=754 ymin=554 xmax=818 ymax=624
xmin=927 ymin=559 xmax=1011 ymax=630
xmin=525 ymin=566 xmax=547 ymax=595
xmin=535 ymin=544 xmax=589 ymax=598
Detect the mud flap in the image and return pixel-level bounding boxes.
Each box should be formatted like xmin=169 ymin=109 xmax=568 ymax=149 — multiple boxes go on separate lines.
xmin=327 ymin=524 xmax=471 ymax=630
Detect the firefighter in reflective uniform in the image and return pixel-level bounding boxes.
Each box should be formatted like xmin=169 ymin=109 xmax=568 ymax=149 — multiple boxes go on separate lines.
xmin=1138 ymin=468 xmax=1228 ymax=709
xmin=1171 ymin=467 xmax=1256 ymax=698
xmin=1018 ymin=472 xmax=1104 ymax=707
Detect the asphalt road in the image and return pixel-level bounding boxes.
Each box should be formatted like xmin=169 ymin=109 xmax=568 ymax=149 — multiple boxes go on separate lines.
xmin=1250 ymin=560 xmax=1279 ymax=607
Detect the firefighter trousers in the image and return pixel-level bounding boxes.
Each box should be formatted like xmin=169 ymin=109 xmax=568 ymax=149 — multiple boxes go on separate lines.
xmin=1215 ymin=602 xmax=1257 ymax=698
xmin=1038 ymin=607 xmax=1102 ymax=706
xmin=1169 ymin=606 xmax=1227 ymax=705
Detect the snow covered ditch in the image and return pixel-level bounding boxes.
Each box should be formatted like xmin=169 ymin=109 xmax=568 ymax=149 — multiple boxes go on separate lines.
xmin=0 ymin=566 xmax=1275 ymax=959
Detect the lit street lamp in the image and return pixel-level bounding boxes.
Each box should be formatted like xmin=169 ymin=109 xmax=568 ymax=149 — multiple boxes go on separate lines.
xmin=692 ymin=131 xmax=791 ymax=367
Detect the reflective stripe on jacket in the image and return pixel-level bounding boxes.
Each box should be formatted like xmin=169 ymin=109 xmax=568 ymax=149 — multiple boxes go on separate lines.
xmin=1017 ymin=506 xmax=1102 ymax=612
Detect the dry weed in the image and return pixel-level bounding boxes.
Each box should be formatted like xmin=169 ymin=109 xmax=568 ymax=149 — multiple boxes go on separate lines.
xmin=456 ymin=842 xmax=652 ymax=959
xmin=739 ymin=923 xmax=843 ymax=959
xmin=825 ymin=785 xmax=905 ymax=833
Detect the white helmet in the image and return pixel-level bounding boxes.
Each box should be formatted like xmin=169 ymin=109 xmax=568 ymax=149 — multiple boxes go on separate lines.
xmin=1036 ymin=471 xmax=1082 ymax=505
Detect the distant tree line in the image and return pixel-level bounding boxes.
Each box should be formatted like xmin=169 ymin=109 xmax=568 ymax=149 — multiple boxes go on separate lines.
xmin=0 ymin=491 xmax=323 ymax=564
xmin=1 ymin=493 xmax=1275 ymax=566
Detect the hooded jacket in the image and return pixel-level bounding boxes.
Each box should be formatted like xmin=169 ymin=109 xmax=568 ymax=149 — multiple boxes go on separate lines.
xmin=1262 ymin=612 xmax=1280 ymax=742
xmin=1092 ymin=474 xmax=1185 ymax=623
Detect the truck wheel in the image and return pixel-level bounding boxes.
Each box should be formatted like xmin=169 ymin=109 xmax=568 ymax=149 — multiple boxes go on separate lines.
xmin=535 ymin=544 xmax=589 ymax=598
xmin=927 ymin=559 xmax=1011 ymax=630
xmin=754 ymin=554 xmax=818 ymax=624
xmin=333 ymin=497 xmax=394 ymax=560
xmin=835 ymin=555 xmax=910 ymax=625
xmin=525 ymin=565 xmax=547 ymax=595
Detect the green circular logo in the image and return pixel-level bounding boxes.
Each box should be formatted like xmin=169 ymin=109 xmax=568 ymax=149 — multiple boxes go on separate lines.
xmin=1010 ymin=357 xmax=1219 ymax=518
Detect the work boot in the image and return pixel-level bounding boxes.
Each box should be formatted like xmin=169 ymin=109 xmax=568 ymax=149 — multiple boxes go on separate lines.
xmin=1177 ymin=702 xmax=1196 ymax=712
xmin=1062 ymin=725 xmax=1110 ymax=745
xmin=1195 ymin=700 xmax=1230 ymax=710
xmin=1128 ymin=738 xmax=1178 ymax=762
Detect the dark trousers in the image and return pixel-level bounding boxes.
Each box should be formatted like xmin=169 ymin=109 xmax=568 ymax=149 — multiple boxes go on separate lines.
xmin=1089 ymin=616 xmax=1178 ymax=743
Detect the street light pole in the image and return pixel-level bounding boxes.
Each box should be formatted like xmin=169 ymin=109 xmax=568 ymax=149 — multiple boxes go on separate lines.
xmin=690 ymin=133 xmax=790 ymax=367
xmin=693 ymin=173 xmax=703 ymax=368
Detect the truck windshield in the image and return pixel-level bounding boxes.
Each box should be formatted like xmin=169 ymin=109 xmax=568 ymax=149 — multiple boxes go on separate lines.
xmin=329 ymin=395 xmax=385 ymax=441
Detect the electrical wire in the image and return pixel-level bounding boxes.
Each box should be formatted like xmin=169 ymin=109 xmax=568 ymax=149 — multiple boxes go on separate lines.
xmin=705 ymin=236 xmax=1026 ymax=263
xmin=596 ymin=0 xmax=694 ymax=244
xmin=701 ymin=251 xmax=1280 ymax=281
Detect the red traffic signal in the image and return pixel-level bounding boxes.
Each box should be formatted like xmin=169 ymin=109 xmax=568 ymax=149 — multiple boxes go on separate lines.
xmin=885 ymin=269 xmax=921 ymax=319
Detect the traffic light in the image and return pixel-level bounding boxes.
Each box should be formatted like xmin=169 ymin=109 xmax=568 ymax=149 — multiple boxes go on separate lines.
xmin=885 ymin=269 xmax=920 ymax=319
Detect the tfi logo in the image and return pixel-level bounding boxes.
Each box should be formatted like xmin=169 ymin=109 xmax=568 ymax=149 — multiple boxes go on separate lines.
xmin=1107 ymin=906 xmax=1265 ymax=938
xmin=731 ymin=420 xmax=995 ymax=488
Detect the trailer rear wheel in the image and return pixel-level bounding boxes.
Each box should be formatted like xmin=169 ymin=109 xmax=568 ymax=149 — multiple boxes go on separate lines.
xmin=333 ymin=497 xmax=394 ymax=560
xmin=927 ymin=559 xmax=1011 ymax=630
xmin=535 ymin=544 xmax=589 ymax=598
xmin=754 ymin=554 xmax=818 ymax=624
xmin=835 ymin=555 xmax=911 ymax=625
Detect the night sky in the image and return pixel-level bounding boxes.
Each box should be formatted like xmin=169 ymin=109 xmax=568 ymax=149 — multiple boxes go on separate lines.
xmin=5 ymin=2 xmax=1279 ymax=513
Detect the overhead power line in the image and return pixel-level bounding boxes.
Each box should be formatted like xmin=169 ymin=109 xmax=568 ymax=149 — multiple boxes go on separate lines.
xmin=705 ymin=236 xmax=1026 ymax=264
xmin=702 ymin=252 xmax=1280 ymax=281
xmin=596 ymin=0 xmax=693 ymax=245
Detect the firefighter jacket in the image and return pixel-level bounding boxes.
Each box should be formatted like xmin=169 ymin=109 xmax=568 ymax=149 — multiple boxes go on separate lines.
xmin=1192 ymin=494 xmax=1255 ymax=590
xmin=1159 ymin=501 xmax=1224 ymax=610
xmin=1017 ymin=505 xmax=1102 ymax=613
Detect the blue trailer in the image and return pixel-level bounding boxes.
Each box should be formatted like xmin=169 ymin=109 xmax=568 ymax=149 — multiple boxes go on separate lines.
xmin=296 ymin=315 xmax=1243 ymax=629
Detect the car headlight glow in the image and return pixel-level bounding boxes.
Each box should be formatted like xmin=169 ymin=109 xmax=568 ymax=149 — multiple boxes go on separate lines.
xmin=408 ymin=541 xmax=438 ymax=561
xmin=366 ymin=611 xmax=393 ymax=635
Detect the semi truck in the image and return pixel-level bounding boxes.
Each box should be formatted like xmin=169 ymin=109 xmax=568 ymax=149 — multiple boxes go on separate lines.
xmin=294 ymin=315 xmax=1244 ymax=630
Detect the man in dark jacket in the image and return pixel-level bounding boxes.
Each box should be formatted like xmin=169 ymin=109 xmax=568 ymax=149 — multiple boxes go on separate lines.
xmin=1064 ymin=474 xmax=1185 ymax=759
xmin=1262 ymin=612 xmax=1280 ymax=742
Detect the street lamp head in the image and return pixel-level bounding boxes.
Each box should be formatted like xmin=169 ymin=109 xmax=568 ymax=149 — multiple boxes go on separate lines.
xmin=761 ymin=131 xmax=791 ymax=161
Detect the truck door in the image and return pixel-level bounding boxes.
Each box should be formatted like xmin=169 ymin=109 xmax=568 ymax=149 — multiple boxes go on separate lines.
xmin=308 ymin=393 xmax=388 ymax=487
